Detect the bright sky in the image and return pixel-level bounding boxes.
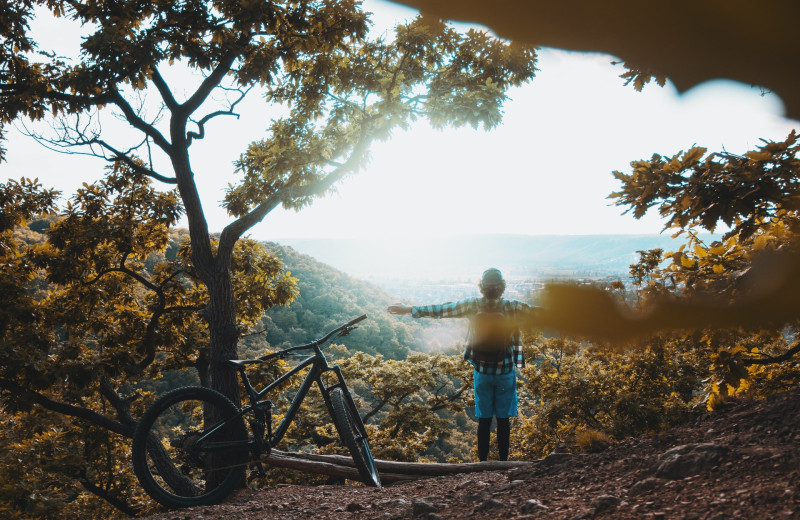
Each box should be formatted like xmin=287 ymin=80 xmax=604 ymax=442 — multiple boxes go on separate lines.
xmin=3 ymin=0 xmax=798 ymax=241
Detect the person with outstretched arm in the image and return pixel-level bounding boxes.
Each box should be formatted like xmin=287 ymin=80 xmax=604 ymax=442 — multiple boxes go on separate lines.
xmin=387 ymin=268 xmax=535 ymax=461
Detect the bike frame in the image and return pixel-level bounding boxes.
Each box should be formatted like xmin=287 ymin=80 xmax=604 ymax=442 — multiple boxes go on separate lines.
xmin=240 ymin=344 xmax=348 ymax=446
xmin=204 ymin=315 xmax=368 ymax=453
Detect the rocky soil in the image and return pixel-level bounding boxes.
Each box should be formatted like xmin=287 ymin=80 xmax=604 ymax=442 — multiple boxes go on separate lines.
xmin=142 ymin=386 xmax=800 ymax=520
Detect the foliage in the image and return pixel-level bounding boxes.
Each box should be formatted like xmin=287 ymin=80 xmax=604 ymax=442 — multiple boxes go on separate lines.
xmin=612 ymin=132 xmax=800 ymax=241
xmin=608 ymin=131 xmax=800 ymax=405
xmin=534 ymin=131 xmax=800 ymax=341
xmin=335 ymin=349 xmax=473 ymax=462
xmin=513 ymin=333 xmax=705 ymax=459
xmin=0 ymin=175 xmax=296 ymax=518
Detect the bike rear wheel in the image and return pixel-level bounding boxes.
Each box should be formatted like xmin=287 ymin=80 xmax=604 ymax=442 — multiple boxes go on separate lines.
xmin=329 ymin=387 xmax=381 ymax=487
xmin=132 ymin=386 xmax=249 ymax=508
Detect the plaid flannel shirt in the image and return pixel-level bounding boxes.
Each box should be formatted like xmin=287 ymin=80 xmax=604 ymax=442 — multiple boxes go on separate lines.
xmin=411 ymin=297 xmax=533 ymax=375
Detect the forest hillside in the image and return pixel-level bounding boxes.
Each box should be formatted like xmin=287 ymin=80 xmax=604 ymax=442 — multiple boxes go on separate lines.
xmin=242 ymin=242 xmax=467 ymax=360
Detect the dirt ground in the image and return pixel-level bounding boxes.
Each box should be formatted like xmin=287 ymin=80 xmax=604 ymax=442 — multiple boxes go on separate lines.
xmin=141 ymin=385 xmax=800 ymax=520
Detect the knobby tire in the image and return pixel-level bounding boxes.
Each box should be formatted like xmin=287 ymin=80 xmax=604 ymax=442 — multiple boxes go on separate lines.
xmin=329 ymin=387 xmax=381 ymax=487
xmin=131 ymin=386 xmax=249 ymax=509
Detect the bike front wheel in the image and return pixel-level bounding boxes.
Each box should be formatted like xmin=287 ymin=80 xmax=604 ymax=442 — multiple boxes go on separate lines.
xmin=131 ymin=386 xmax=249 ymax=509
xmin=329 ymin=387 xmax=381 ymax=487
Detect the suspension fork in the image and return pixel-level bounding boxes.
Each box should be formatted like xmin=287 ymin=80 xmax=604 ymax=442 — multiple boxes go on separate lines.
xmin=317 ymin=364 xmax=369 ymax=436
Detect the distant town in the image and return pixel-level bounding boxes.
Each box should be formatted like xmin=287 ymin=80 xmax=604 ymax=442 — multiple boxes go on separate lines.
xmin=362 ymin=274 xmax=619 ymax=305
xmin=271 ymin=233 xmax=718 ymax=304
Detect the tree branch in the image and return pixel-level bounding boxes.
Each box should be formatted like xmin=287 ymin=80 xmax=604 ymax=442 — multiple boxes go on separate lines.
xmin=84 ymin=264 xmax=159 ymax=293
xmin=218 ymin=130 xmax=372 ymax=259
xmin=83 ymin=258 xmax=201 ymax=373
xmin=110 ymin=91 xmax=173 ymax=154
xmin=150 ymin=67 xmax=179 ymax=111
xmin=181 ymin=50 xmax=242 ymax=117
xmin=430 ymin=383 xmax=469 ymax=412
xmin=98 ymin=378 xmax=137 ymax=428
xmin=106 ymin=146 xmax=177 ymax=184
xmin=44 ymin=89 xmax=117 ymax=108
xmin=743 ymin=342 xmax=800 ymax=366
xmin=186 ymin=86 xmax=252 ymax=146
xmin=76 ymin=472 xmax=141 ymax=517
xmin=363 ymin=397 xmax=389 ymax=423
xmin=0 ymin=379 xmax=133 ymax=438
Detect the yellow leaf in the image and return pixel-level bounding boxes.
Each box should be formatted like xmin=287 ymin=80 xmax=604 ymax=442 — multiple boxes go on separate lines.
xmin=694 ymin=244 xmax=708 ymax=258
xmin=683 ymin=147 xmax=706 ymax=164
xmin=753 ymin=234 xmax=773 ymax=250
xmin=745 ymin=151 xmax=772 ymax=161
xmin=709 ymin=245 xmax=725 ymax=255
xmin=712 ymin=264 xmax=724 ymax=274
xmin=680 ymin=256 xmax=696 ymax=268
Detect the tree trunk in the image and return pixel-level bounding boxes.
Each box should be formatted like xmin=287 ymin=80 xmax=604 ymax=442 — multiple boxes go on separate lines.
xmin=262 ymin=450 xmax=533 ymax=484
xmin=206 ymin=264 xmax=241 ymax=406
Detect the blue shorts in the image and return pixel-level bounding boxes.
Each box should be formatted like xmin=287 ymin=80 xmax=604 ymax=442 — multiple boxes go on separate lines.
xmin=473 ymin=369 xmax=517 ymax=419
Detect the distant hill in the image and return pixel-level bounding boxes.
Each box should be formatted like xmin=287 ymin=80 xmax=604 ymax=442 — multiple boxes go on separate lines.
xmin=253 ymin=243 xmax=463 ymax=359
xmin=275 ymin=233 xmax=717 ymax=279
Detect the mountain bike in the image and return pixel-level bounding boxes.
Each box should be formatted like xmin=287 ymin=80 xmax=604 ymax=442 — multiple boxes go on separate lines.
xmin=131 ymin=315 xmax=380 ymax=509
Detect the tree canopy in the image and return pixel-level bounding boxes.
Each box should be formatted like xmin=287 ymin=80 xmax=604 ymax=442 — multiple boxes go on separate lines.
xmin=0 ymin=173 xmax=297 ymax=517
xmin=0 ymin=0 xmax=538 ymax=406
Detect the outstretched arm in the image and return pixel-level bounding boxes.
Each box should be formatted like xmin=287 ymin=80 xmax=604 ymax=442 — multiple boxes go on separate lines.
xmin=387 ymin=304 xmax=412 ymax=315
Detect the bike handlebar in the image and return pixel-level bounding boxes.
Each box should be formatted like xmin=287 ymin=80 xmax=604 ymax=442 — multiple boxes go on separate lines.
xmin=254 ymin=314 xmax=367 ymax=362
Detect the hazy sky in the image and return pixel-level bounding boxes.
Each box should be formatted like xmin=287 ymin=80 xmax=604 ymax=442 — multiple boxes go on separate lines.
xmin=3 ymin=0 xmax=798 ymax=240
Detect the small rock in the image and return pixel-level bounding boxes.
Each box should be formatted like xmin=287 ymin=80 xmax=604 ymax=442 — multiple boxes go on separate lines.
xmin=412 ymin=498 xmax=440 ymax=516
xmin=520 ymin=498 xmax=548 ymax=514
xmin=542 ymin=452 xmax=574 ymax=467
xmin=591 ymin=494 xmax=620 ymax=512
xmin=475 ymin=498 xmax=504 ymax=511
xmin=551 ymin=442 xmax=569 ymax=453
xmin=628 ymin=477 xmax=664 ymax=496
xmin=656 ymin=443 xmax=729 ymax=480
xmin=499 ymin=479 xmax=526 ymax=491
xmin=376 ymin=498 xmax=408 ymax=507
xmin=455 ymin=480 xmax=474 ymax=490
xmin=466 ymin=491 xmax=489 ymax=502
xmin=346 ymin=502 xmax=366 ymax=512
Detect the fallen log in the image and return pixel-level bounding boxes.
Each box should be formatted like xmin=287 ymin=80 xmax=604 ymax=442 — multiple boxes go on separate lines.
xmin=262 ymin=450 xmax=533 ymax=483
